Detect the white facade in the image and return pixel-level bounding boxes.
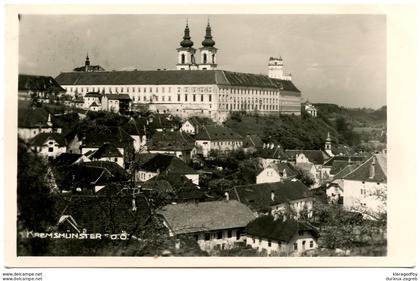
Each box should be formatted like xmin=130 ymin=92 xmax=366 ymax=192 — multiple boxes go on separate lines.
xmin=246 ymin=231 xmax=317 ymax=256
xmin=18 ymin=127 xmax=62 ymax=141
xmin=92 ymin=155 xmax=124 ymax=168
xmin=195 ymin=139 xmax=243 ymax=158
xmin=193 ymin=228 xmax=245 ymax=252
xmin=180 ymin=120 xmax=198 ymax=134
xmin=342 ymin=179 xmax=386 ymax=217
xmin=31 ymin=138 xmax=66 ymax=159
xmin=326 ymin=184 xmax=343 ymax=204
xmin=256 ymin=167 xmax=281 ymax=184
xmin=135 ymin=169 xmax=199 ymax=185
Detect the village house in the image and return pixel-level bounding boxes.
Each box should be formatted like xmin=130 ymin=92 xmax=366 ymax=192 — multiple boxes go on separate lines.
xmin=18 ymin=74 xmax=66 ymax=103
xmin=30 ymin=132 xmax=67 ymax=160
xmin=321 ymin=155 xmax=365 ymax=182
xmin=147 ymin=113 xmax=180 ymax=133
xmin=135 ymin=153 xmax=199 ymax=184
xmin=256 ymin=143 xmax=288 ymax=164
xmin=18 ymin=108 xmax=62 ymax=141
xmin=340 ymin=153 xmax=387 ymax=218
xmin=157 ymin=200 xmax=256 ymax=253
xmin=121 ymin=117 xmax=148 ymax=152
xmin=180 ymin=116 xmax=213 ymax=135
xmin=90 ymin=142 xmax=125 ymax=168
xmin=194 ymin=125 xmax=243 ymax=158
xmin=245 ymin=215 xmax=319 ymax=256
xmin=146 ymin=130 xmax=195 ymax=162
xmin=83 ymin=92 xmax=102 ymax=109
xmin=229 ymin=179 xmax=313 ymax=219
xmin=255 ymin=161 xmax=298 ymax=184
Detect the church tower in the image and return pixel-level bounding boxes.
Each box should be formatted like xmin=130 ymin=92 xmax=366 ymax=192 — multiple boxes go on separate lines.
xmin=176 ymin=21 xmax=198 ymax=70
xmin=268 ymin=56 xmax=292 ymax=80
xmin=85 ymin=54 xmax=90 ymax=71
xmin=325 ymin=131 xmax=334 ymax=157
xmin=198 ymin=20 xmax=218 ymax=70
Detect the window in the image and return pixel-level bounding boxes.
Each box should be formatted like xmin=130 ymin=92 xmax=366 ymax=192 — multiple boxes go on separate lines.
xmin=209 ymin=94 xmax=212 ymax=102
xmin=201 ymin=94 xmax=204 ymax=102
xmin=114 ymin=158 xmax=118 ymax=162
xmin=310 ymin=241 xmax=314 ymax=248
xmin=177 ymin=94 xmax=181 ymax=101
xmin=298 ymin=230 xmax=304 ymax=236
xmin=204 ymin=233 xmax=210 ymax=241
xmin=227 ymin=230 xmax=232 ymax=238
xmin=48 ymin=147 xmax=53 ymax=152
xmin=294 ymin=243 xmax=298 ymax=251
xmin=217 ymin=231 xmax=223 ymax=239
xmin=268 ymin=240 xmax=272 ymax=247
xmin=252 ymin=238 xmax=255 ymax=244
xmin=185 ymin=94 xmax=188 ymax=102
xmin=193 ymin=94 xmax=196 ymax=102
xmin=168 ymin=96 xmax=171 ymax=101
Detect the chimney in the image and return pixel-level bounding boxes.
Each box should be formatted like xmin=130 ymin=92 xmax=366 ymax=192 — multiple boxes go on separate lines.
xmin=224 ymin=192 xmax=229 ymax=201
xmin=131 ymin=197 xmax=137 ymax=212
xmin=369 ymin=157 xmax=376 ymax=179
xmin=271 ymin=190 xmax=275 ymax=202
xmin=270 ymin=143 xmax=274 ymax=149
xmin=283 ymin=168 xmax=287 ymax=179
xmin=47 ymin=114 xmax=53 ymax=127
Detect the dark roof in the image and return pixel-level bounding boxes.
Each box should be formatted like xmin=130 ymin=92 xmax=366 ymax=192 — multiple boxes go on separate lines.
xmin=195 ymin=125 xmax=243 ymax=141
xmin=243 ymin=134 xmax=264 ymax=149
xmin=19 ymin=74 xmax=65 ymax=92
xmin=275 ymin=162 xmax=299 ymax=178
xmin=30 ymin=132 xmax=66 ymax=146
xmin=105 ymin=94 xmax=132 ymax=100
xmin=57 ymin=193 xmax=150 ymax=234
xmin=138 ymin=154 xmax=198 ymax=174
xmin=323 ymin=156 xmax=366 ymax=167
xmin=246 ymin=216 xmax=319 ymax=242
xmin=91 ymin=143 xmax=123 ymax=159
xmin=82 ymin=126 xmax=134 ymax=148
xmin=122 ymin=117 xmax=147 ymax=136
xmin=285 ymin=150 xmax=330 ymax=165
xmin=84 ymin=92 xmax=102 ymax=98
xmin=55 ymin=70 xmax=301 ymax=93
xmin=231 ymin=180 xmax=310 ymax=212
xmin=89 ymin=101 xmax=99 ymax=107
xmin=157 ymin=200 xmax=255 ymax=235
xmin=332 ymin=164 xmax=359 ymax=181
xmin=53 ymin=153 xmax=83 ymax=166
xmin=147 ymin=131 xmax=195 ymax=151
xmin=257 ymin=147 xmax=288 ymax=160
xmin=73 ymin=65 xmax=105 ymax=72
xmin=148 ymin=114 xmax=180 ymax=131
xmin=342 ymin=154 xmax=387 ymax=183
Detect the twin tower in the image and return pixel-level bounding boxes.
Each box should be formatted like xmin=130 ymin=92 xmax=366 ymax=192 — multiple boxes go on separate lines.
xmin=176 ymin=20 xmax=217 ymax=70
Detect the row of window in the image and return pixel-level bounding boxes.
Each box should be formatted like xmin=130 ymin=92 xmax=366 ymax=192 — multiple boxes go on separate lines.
xmin=212 ymin=141 xmax=242 ymax=146
xmin=66 ymin=86 xmax=215 ymax=94
xmin=223 ymin=103 xmax=280 ymax=111
xmin=197 ymin=230 xmax=241 ymax=241
xmin=219 ymin=88 xmax=279 ymax=96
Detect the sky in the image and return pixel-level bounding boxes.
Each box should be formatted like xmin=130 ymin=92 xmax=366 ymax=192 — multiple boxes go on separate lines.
xmin=18 ymin=14 xmax=386 ymax=109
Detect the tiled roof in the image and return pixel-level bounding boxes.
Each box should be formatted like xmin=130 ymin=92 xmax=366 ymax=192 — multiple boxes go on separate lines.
xmin=83 ymin=161 xmax=129 ymax=180
xmin=82 ymin=126 xmax=134 ymax=148
xmin=323 ymin=156 xmax=366 ymax=167
xmin=231 ymin=180 xmax=310 ymax=212
xmin=246 ymin=216 xmax=319 ymax=242
xmin=91 ymin=143 xmax=123 ymax=159
xmin=55 ymin=70 xmax=301 ymax=93
xmin=30 ymin=132 xmax=66 ymax=147
xmin=257 ymin=147 xmax=288 ymax=160
xmin=157 ymin=200 xmax=256 ymax=235
xmin=105 ymin=94 xmax=132 ymax=100
xmin=342 ymin=154 xmax=387 ymax=183
xmin=138 ymin=154 xmax=198 ymax=174
xmin=285 ymin=149 xmax=330 ymax=165
xmin=275 ymin=162 xmax=299 ymax=178
xmin=195 ymin=125 xmax=243 ymax=141
xmin=57 ymin=193 xmax=150 ymax=234
xmin=332 ymin=164 xmax=358 ymax=181
xmin=53 ymin=153 xmax=83 ymax=166
xmin=19 ymin=74 xmax=65 ymax=92
xmin=147 ymin=130 xmax=195 ymax=151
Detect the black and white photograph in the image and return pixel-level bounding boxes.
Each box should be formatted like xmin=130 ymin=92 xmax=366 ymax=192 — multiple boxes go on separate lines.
xmin=3 ymin=4 xmax=417 ymax=270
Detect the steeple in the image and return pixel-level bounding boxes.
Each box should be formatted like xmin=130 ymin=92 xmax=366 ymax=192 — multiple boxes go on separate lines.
xmin=85 ymin=53 xmax=90 ymax=66
xmin=180 ymin=20 xmax=194 ymax=48
xmin=325 ymin=131 xmax=333 ymax=157
xmin=202 ymin=19 xmax=216 ymax=47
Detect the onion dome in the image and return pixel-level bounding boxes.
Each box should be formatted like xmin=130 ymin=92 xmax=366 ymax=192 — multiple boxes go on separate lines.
xmin=201 ymin=21 xmax=215 ymax=47
xmin=180 ymin=23 xmax=194 ymax=48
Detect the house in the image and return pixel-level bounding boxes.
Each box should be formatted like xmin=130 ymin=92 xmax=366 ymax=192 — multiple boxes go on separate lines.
xmin=243 ymin=134 xmax=264 ymax=153
xmin=18 ymin=108 xmax=62 ymax=141
xmin=303 ymin=101 xmax=317 ymax=117
xmin=146 ymin=130 xmax=195 ymax=162
xmin=135 ymin=153 xmax=199 ymax=184
xmin=121 ymin=117 xmax=148 ymax=152
xmin=245 ymin=215 xmax=319 ymax=256
xmin=180 ymin=116 xmax=214 ymax=135
xmin=157 ymin=200 xmax=256 ymax=253
xmin=255 ymin=161 xmax=298 ymax=184
xmin=101 ymin=94 xmax=132 ymax=113
xmin=147 ymin=113 xmax=180 ymax=133
xmin=256 ymin=144 xmax=288 ymax=164
xmin=230 ymin=180 xmax=313 ymax=219
xmin=18 ymin=74 xmax=66 ymax=103
xmin=30 ymin=132 xmax=67 ymax=160
xmin=195 ymin=125 xmax=243 ymax=158
xmin=325 ymin=163 xmax=359 ymax=203
xmin=56 ymin=191 xmax=150 ymax=235
xmin=83 ymin=92 xmax=102 ymax=109
xmin=321 ymin=155 xmax=365 ymax=182
xmin=285 ymin=149 xmax=330 ymax=187
xmin=340 ymin=153 xmax=387 ymax=218
xmin=90 ymin=142 xmax=124 ymax=168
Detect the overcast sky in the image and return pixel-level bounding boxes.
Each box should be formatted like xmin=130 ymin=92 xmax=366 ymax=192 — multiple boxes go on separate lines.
xmin=19 ymin=14 xmax=386 ymax=109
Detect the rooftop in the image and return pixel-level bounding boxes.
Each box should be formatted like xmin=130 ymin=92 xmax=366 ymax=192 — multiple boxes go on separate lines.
xmin=195 ymin=125 xmax=243 ymax=141
xmin=157 ymin=200 xmax=256 ymax=235
xmin=137 ymin=153 xmax=198 ymax=175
